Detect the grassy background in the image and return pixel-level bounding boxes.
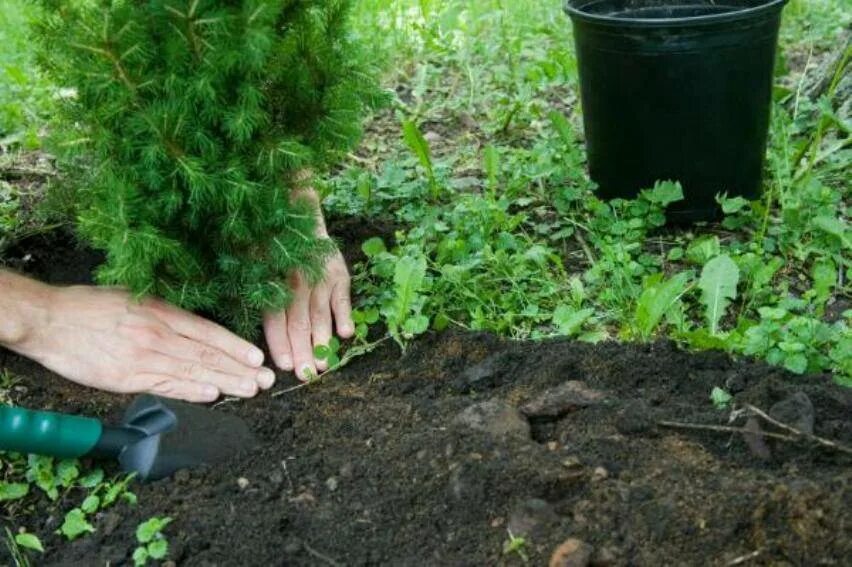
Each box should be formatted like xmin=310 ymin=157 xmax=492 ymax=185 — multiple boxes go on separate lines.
xmin=0 ymin=0 xmax=849 ymax=384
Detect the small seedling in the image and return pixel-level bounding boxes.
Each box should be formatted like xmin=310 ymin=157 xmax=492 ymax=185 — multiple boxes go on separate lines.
xmin=710 ymin=387 xmax=733 ymax=410
xmin=314 ymin=337 xmax=342 ymax=370
xmin=502 ymin=530 xmax=529 ymax=563
xmin=133 ymin=517 xmax=172 ymax=566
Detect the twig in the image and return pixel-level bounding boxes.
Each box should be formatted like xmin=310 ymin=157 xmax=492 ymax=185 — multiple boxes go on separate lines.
xmin=658 ymin=421 xmax=798 ymax=442
xmin=271 ymin=337 xmax=390 ymax=398
xmin=744 ymin=404 xmax=852 ymax=456
xmin=727 ymin=549 xmax=762 ymax=566
xmin=302 ymin=541 xmax=343 ymax=567
xmin=272 ymin=382 xmax=309 ymax=397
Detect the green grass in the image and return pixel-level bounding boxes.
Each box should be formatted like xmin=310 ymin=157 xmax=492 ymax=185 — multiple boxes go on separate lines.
xmin=326 ymin=0 xmax=851 ymax=383
xmin=0 ymin=0 xmax=51 ymax=149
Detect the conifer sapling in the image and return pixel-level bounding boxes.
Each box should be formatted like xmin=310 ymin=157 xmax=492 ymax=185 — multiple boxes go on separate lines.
xmin=34 ymin=0 xmax=384 ymax=336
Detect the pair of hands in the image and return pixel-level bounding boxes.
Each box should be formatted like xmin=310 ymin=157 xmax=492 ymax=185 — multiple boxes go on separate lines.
xmin=11 ymin=192 xmax=353 ymax=403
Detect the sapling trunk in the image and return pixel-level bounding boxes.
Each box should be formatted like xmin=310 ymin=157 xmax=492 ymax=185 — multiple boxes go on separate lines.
xmin=33 ymin=0 xmax=385 ymax=336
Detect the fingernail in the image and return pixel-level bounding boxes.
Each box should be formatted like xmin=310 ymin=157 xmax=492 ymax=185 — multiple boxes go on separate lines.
xmin=339 ymin=324 xmax=354 ymax=336
xmin=240 ymin=381 xmax=258 ymax=396
xmin=298 ymin=365 xmax=315 ymax=382
xmin=203 ymin=385 xmax=219 ymax=400
xmin=278 ymin=354 xmax=294 ymax=371
xmin=258 ymin=368 xmax=276 ymax=389
xmin=246 ymin=347 xmax=265 ymax=367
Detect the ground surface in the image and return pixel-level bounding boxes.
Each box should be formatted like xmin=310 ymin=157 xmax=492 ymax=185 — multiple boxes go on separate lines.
xmin=1 ymin=235 xmax=850 ymax=566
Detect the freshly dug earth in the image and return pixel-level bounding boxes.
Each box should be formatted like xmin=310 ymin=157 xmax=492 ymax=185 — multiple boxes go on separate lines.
xmin=1 ymin=233 xmax=851 ymax=566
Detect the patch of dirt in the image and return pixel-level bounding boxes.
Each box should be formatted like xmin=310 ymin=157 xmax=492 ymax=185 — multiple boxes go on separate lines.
xmin=1 ymin=240 xmax=851 ymax=567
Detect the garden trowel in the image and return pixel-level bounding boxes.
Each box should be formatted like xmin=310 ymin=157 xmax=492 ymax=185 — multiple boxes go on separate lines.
xmin=0 ymin=395 xmax=256 ymax=481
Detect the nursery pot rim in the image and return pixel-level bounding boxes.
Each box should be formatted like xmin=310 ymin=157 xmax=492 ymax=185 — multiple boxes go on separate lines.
xmin=563 ymin=0 xmax=788 ymax=28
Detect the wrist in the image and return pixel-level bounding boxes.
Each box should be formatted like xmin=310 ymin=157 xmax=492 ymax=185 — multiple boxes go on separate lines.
xmin=0 ymin=271 xmax=55 ymax=352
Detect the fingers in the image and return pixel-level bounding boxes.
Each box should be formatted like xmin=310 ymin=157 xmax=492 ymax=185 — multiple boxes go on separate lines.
xmin=142 ymin=298 xmax=266 ymax=368
xmin=137 ymin=374 xmax=220 ymax=403
xmin=287 ymin=274 xmax=317 ymax=382
xmin=263 ymin=310 xmax=293 ymax=372
xmin=310 ymin=283 xmax=333 ymax=372
xmin=145 ymin=353 xmax=260 ymax=398
xmin=330 ymin=278 xmax=354 ymax=339
xmin=152 ymin=334 xmax=276 ymax=390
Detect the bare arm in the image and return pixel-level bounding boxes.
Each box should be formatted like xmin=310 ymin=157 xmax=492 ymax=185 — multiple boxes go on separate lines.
xmin=1 ymin=269 xmax=275 ymax=402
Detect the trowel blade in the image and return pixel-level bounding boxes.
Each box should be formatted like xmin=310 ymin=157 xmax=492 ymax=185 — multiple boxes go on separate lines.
xmin=117 ymin=395 xmax=257 ymax=481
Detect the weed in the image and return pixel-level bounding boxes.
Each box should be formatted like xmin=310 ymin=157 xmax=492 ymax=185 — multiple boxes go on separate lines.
xmin=132 ymin=517 xmax=172 ymax=567
xmin=502 ymin=530 xmax=529 ymax=563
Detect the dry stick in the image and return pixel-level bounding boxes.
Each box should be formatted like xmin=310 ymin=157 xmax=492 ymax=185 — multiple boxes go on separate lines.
xmin=301 ymin=542 xmax=343 ymax=567
xmin=726 ymin=549 xmax=762 ymax=566
xmin=744 ymin=403 xmax=852 ymax=456
xmin=657 ymin=421 xmax=798 ymax=443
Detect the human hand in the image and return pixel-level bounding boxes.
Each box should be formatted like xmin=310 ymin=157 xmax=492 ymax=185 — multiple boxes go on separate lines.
xmin=13 ymin=285 xmax=275 ymax=402
xmin=263 ymin=186 xmax=354 ymax=381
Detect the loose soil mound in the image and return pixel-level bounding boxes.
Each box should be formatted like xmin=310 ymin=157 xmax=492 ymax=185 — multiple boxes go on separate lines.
xmin=1 ymin=233 xmax=850 ymax=566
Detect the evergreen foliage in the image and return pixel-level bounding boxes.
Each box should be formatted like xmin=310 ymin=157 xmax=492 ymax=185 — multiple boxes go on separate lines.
xmin=33 ymin=0 xmax=385 ymax=335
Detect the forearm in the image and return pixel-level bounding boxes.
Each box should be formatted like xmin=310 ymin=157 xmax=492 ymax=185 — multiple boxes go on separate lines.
xmin=0 ymin=270 xmax=53 ymax=349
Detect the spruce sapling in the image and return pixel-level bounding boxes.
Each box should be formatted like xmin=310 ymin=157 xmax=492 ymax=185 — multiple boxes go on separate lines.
xmin=33 ymin=0 xmax=385 ymax=336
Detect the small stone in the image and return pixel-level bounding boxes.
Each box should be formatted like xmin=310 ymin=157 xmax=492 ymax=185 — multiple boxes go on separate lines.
xmin=769 ymin=391 xmax=815 ymax=435
xmin=340 ymin=462 xmax=354 ymax=478
xmin=284 ymin=538 xmax=303 ymax=554
xmin=453 ymin=400 xmax=531 ymax=440
xmin=546 ymin=441 xmax=560 ymax=452
xmin=521 ymin=381 xmax=605 ymax=418
xmin=491 ymin=517 xmax=505 ymax=528
xmin=237 ymin=477 xmax=250 ymax=490
xmin=424 ymin=131 xmax=443 ymax=143
xmin=591 ymin=467 xmax=609 ymax=481
xmin=508 ymin=498 xmax=557 ymax=538
xmin=326 ymin=477 xmax=339 ymax=492
xmin=549 ymin=538 xmax=593 ymax=567
xmin=562 ymin=456 xmax=582 ymax=469
xmin=416 ymin=449 xmax=428 ymax=460
xmin=163 ymin=562 xmax=177 ymax=567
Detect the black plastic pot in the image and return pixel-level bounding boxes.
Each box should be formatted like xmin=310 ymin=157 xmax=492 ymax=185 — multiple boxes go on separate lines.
xmin=564 ymin=0 xmax=788 ymax=222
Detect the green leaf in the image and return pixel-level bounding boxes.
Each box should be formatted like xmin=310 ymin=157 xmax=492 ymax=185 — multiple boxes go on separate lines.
xmin=136 ymin=517 xmax=172 ymax=544
xmin=547 ymin=110 xmax=574 ymax=146
xmin=710 ymin=387 xmax=733 ymax=409
xmin=634 ymin=272 xmax=691 ymax=340
xmin=60 ymin=509 xmax=95 ymax=540
xmin=0 ymin=482 xmax=29 ymax=502
xmin=56 ymin=460 xmax=79 ymax=487
xmin=147 ymin=538 xmax=169 ymax=560
xmin=685 ymin=236 xmax=720 ymax=265
xmin=642 ymin=181 xmax=684 ymax=207
xmin=81 ymin=494 xmax=101 ymax=514
xmin=361 ymin=237 xmax=386 ymax=257
xmin=78 ymin=469 xmax=105 ymax=488
xmin=812 ymin=216 xmax=851 ymax=249
xmin=15 ymin=533 xmax=44 ymax=553
xmin=132 ymin=546 xmax=150 ymax=567
xmin=402 ymin=314 xmax=430 ymax=337
xmin=402 ymin=120 xmax=434 ymax=175
xmin=313 ymin=345 xmax=331 ymax=360
xmin=811 ymin=258 xmax=836 ymax=310
xmin=392 ymin=255 xmax=428 ymax=334
xmin=784 ymin=353 xmax=809 ymax=374
xmin=699 ymin=254 xmax=740 ymax=336
xmin=552 ymin=306 xmax=594 ymax=336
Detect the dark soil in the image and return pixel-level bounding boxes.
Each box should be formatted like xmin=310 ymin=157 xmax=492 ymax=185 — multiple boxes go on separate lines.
xmin=2 ymin=233 xmax=851 ymax=567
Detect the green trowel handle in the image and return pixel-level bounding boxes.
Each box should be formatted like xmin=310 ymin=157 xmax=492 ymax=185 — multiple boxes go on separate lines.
xmin=0 ymin=404 xmax=103 ymax=459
